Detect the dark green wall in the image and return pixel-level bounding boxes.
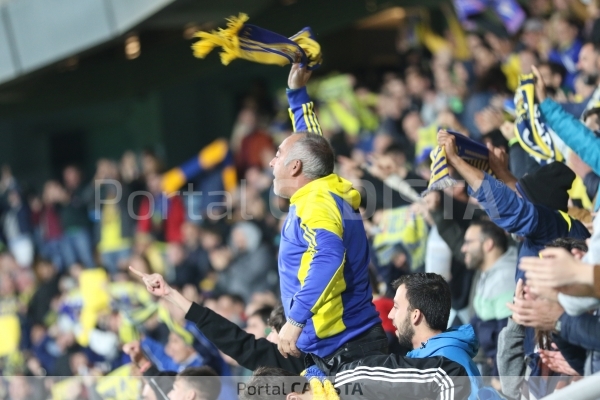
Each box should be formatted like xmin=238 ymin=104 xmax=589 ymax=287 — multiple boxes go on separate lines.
xmin=0 ymin=63 xmax=289 ymax=189
xmin=0 ymin=0 xmax=444 ymax=190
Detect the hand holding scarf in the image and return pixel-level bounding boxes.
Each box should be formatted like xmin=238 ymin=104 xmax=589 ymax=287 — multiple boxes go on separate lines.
xmin=424 ymin=129 xmax=492 ymax=195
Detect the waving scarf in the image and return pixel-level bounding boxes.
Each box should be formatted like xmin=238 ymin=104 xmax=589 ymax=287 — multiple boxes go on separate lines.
xmin=192 ymin=13 xmax=322 ymax=70
xmin=514 ymin=74 xmax=565 ymax=164
xmin=425 ymin=130 xmax=492 ymax=194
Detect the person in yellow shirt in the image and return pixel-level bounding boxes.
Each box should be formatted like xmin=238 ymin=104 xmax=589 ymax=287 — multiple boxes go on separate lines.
xmin=97 ymin=185 xmax=134 ymax=274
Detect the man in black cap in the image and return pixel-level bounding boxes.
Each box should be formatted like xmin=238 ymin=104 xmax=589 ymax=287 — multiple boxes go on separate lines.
xmin=515 ymin=162 xmax=577 ymax=214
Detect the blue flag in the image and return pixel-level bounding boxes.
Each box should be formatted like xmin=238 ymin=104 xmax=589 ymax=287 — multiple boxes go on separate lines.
xmin=493 ymin=0 xmax=526 ymax=34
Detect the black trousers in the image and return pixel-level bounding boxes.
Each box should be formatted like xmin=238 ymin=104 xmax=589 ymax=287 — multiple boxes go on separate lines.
xmin=313 ymin=324 xmax=389 ymax=371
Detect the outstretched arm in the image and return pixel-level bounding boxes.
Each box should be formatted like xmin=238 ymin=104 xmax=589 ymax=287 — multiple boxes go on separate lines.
xmin=533 ymin=65 xmax=600 ymax=175
xmin=129 ymin=266 xmax=193 ymax=313
xmin=287 ymin=64 xmax=322 ymax=135
xmin=186 ymin=303 xmax=305 ymax=373
xmin=129 ymin=266 xmax=305 ymax=372
xmin=437 ymin=130 xmax=485 ymax=191
xmin=437 ymin=130 xmax=554 ymax=238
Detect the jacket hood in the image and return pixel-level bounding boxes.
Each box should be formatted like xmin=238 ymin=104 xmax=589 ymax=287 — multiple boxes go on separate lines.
xmin=407 ymin=324 xmax=480 ymax=359
xmin=291 ymin=173 xmax=361 ymax=209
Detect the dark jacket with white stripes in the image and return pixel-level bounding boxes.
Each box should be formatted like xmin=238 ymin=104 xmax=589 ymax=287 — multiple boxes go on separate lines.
xmin=186 ymin=303 xmax=471 ymax=399
xmin=325 ymin=353 xmax=471 ymax=400
xmin=185 ymin=302 xmax=305 ymax=373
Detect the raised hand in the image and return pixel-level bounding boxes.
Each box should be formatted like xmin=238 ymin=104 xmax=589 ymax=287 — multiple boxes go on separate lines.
xmin=437 ymin=129 xmax=459 ymax=164
xmin=486 ymin=143 xmax=509 ymax=176
xmin=129 ymin=266 xmax=171 ymax=297
xmin=122 ymin=341 xmax=152 ymax=373
xmin=519 ymin=248 xmax=594 ymax=291
xmin=288 ymin=63 xmax=312 ymax=90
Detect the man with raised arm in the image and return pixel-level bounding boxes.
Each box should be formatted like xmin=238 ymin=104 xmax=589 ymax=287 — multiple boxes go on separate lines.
xmin=270 ymin=64 xmax=386 ymax=363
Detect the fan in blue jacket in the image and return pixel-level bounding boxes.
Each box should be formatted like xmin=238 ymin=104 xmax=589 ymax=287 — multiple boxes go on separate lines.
xmin=407 ymin=325 xmax=483 ymax=400
xmin=273 ymin=65 xmax=384 ymax=361
xmin=538 ymin=95 xmax=600 ymax=212
xmin=437 ymin=131 xmax=590 ymax=357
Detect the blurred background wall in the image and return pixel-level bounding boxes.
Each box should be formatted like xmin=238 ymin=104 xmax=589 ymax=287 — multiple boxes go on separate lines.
xmin=0 ymin=0 xmax=437 ymax=188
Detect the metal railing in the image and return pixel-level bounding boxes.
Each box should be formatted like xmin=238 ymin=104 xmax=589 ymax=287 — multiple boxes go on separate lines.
xmin=542 ymin=372 xmax=600 ymax=400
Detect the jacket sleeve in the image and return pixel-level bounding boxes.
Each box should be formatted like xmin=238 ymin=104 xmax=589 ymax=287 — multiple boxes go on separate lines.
xmin=287 ymin=87 xmax=322 ymax=135
xmin=497 ymin=318 xmax=526 ymax=400
xmin=184 ymin=302 xmax=305 ymax=373
xmin=471 ymin=173 xmax=571 ymax=243
xmin=287 ymin=199 xmax=347 ymax=326
xmin=559 ymin=215 xmax=600 ymax=314
xmin=551 ymin=334 xmax=587 ymax=376
xmin=540 ymin=98 xmax=600 ymax=175
xmin=332 ymin=354 xmax=471 ymax=400
xmin=558 ymin=292 xmax=600 ymax=316
xmin=557 ymin=312 xmax=600 ymax=351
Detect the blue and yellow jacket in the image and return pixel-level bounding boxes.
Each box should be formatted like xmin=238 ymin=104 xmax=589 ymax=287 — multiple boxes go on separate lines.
xmin=280 ymin=87 xmax=380 ymax=357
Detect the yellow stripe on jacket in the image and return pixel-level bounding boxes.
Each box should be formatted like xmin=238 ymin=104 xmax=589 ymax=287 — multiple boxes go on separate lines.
xmin=294 ymin=187 xmax=347 ymax=339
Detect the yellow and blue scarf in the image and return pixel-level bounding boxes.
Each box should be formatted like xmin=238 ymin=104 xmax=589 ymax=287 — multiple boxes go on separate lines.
xmin=192 ymin=13 xmax=322 ymax=70
xmin=301 ymin=366 xmax=340 ymax=400
xmin=514 ymin=74 xmax=564 ymax=164
xmin=515 ymin=74 xmax=593 ymax=209
xmin=425 ymin=130 xmax=492 ymax=194
xmin=161 ymin=138 xmax=237 ymax=195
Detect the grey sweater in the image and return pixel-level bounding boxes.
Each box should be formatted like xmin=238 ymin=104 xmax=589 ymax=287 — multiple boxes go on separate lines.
xmin=497 ymin=318 xmax=527 ymax=400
